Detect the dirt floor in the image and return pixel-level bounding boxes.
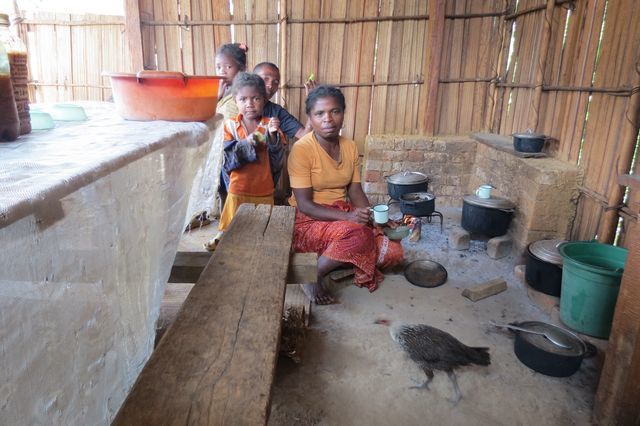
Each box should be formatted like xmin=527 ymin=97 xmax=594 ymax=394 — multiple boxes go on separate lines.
xmin=180 ymin=207 xmax=600 ymax=426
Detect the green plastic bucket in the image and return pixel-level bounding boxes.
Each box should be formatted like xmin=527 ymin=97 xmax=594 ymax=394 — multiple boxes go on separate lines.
xmin=559 ymin=242 xmax=628 ymax=338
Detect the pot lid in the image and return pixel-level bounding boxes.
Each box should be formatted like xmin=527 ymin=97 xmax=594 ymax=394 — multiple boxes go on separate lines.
xmin=529 ymin=239 xmax=566 ymax=265
xmin=516 ymin=321 xmax=586 ymax=356
xmin=463 ymin=194 xmax=516 ymax=210
xmin=513 ymin=129 xmax=546 ymax=139
xmin=387 ymin=171 xmax=429 ymax=185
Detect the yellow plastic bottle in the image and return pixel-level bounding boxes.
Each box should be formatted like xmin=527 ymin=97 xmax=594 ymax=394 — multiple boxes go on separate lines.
xmin=0 ymin=13 xmax=30 ymax=135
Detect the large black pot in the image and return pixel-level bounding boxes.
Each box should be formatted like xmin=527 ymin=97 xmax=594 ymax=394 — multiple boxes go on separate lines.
xmin=525 ymin=239 xmax=565 ymax=297
xmin=386 ymin=171 xmax=429 ymax=200
xmin=513 ymin=131 xmax=546 ymax=153
xmin=400 ymin=192 xmax=435 ymax=216
xmin=461 ymin=195 xmax=515 ymax=237
xmin=512 ymin=321 xmax=587 ymax=377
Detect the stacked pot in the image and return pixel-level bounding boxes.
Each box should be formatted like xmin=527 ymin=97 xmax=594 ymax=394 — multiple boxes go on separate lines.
xmin=525 ymin=239 xmax=565 ymax=297
xmin=385 ymin=171 xmax=435 ymax=216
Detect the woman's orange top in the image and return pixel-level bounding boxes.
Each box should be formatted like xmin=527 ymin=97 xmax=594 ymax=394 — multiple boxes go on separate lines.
xmin=288 ymin=132 xmax=361 ymax=207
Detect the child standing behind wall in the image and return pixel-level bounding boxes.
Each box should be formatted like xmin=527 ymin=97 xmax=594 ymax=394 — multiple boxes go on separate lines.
xmin=211 ymin=73 xmax=286 ymax=247
xmin=215 ymin=43 xmax=248 ymax=120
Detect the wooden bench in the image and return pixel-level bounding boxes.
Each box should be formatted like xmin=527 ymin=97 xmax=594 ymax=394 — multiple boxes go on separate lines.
xmin=113 ymin=204 xmax=299 ymax=425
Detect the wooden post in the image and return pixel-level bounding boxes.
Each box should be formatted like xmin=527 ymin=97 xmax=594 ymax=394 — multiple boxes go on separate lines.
xmin=123 ymin=0 xmax=144 ymax=72
xmin=527 ymin=0 xmax=555 ymax=131
xmin=598 ymin=73 xmax=640 ymax=243
xmin=421 ymin=0 xmax=445 ymax=135
xmin=593 ymin=175 xmax=640 ymax=424
xmin=489 ymin=0 xmax=515 ymax=133
xmin=279 ymin=0 xmax=288 ymax=106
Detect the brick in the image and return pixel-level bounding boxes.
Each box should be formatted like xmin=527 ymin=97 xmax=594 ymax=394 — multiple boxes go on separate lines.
xmin=364 ymin=159 xmax=383 ymax=170
xmin=449 ymin=226 xmax=470 ymax=250
xmin=364 ymin=170 xmax=382 ymax=183
xmin=404 ymin=139 xmax=434 ymax=150
xmin=487 ymin=235 xmax=513 ymax=259
xmin=462 ymin=278 xmax=507 ymax=302
xmin=407 ymin=150 xmax=424 ymax=162
xmin=366 ymin=149 xmax=385 ymax=160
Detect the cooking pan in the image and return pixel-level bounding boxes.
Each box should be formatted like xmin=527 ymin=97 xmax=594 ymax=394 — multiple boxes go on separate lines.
xmin=508 ymin=321 xmax=594 ymax=377
xmin=385 ymin=171 xmax=429 ymax=200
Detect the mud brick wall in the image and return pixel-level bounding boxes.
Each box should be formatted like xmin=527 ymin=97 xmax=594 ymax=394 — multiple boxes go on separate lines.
xmin=468 ymin=140 xmax=581 ymax=254
xmin=362 ymin=135 xmax=477 ymax=207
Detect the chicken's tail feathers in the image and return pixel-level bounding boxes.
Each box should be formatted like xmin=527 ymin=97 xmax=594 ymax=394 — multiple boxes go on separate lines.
xmin=470 ymin=347 xmax=491 ymax=365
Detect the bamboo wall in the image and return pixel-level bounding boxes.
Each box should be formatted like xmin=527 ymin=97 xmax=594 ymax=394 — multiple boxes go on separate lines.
xmin=18 ymin=13 xmax=131 ymax=102
xmin=15 ymin=0 xmax=639 ymax=246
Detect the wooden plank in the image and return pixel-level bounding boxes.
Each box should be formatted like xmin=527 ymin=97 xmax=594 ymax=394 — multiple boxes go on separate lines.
xmin=169 ymin=251 xmax=317 ymax=284
xmin=180 ymin=0 xmax=195 ymax=75
xmin=423 ymin=0 xmax=446 ymax=135
xmin=139 ymin=0 xmax=156 ymax=70
xmin=124 ymin=0 xmax=144 ymax=71
xmin=462 ymin=277 xmax=507 ymax=302
xmin=593 ymin=222 xmax=640 ymax=424
xmin=113 ymin=204 xmax=296 ymax=425
xmin=287 ymin=253 xmax=318 ymax=284
xmin=352 ymin=0 xmax=378 ymax=143
xmin=369 ymin=0 xmax=393 ymax=134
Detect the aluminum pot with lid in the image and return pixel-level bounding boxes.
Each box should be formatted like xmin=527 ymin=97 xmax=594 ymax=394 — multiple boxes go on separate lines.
xmin=386 ymin=171 xmax=430 ymax=200
xmin=525 ymin=239 xmax=566 ymax=297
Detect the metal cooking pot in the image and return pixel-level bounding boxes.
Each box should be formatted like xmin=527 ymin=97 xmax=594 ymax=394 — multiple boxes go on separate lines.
xmin=510 ymin=321 xmax=592 ymax=377
xmin=461 ymin=195 xmax=516 ymax=237
xmin=513 ymin=130 xmax=546 ymax=153
xmin=525 ymin=239 xmax=565 ymax=297
xmin=386 ymin=171 xmax=429 ymax=200
xmin=399 ymin=192 xmax=435 ymax=216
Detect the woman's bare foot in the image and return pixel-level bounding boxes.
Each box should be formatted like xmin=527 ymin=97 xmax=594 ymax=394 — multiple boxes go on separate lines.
xmin=300 ymin=282 xmax=335 ymax=305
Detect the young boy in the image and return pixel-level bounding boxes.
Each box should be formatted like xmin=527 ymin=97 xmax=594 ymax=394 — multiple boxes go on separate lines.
xmin=214 ymin=72 xmax=286 ymax=241
xmin=253 ymin=62 xmax=315 ymax=140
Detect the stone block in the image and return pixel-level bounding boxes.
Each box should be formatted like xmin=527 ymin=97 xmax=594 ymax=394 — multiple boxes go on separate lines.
xmin=366 ymin=149 xmax=385 ymax=160
xmin=449 ymin=227 xmax=470 ymax=250
xmin=514 ymin=264 xmax=525 ymax=283
xmin=487 ymin=235 xmax=513 ymax=259
xmin=364 ymin=159 xmax=383 ymax=171
xmin=364 ymin=170 xmax=381 ymax=183
xmin=407 ymin=150 xmax=424 ymax=162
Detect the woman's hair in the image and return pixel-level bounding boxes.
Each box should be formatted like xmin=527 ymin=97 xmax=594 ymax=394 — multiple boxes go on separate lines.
xmin=305 ymin=85 xmax=346 ymax=114
xmin=231 ymin=72 xmax=268 ymax=99
xmin=215 ymin=43 xmax=249 ymax=70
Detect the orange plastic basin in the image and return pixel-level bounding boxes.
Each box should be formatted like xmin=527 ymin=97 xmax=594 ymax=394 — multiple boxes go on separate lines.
xmin=104 ymin=71 xmax=223 ymax=122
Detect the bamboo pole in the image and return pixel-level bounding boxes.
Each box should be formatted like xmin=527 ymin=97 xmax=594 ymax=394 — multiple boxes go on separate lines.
xmin=593 ymin=180 xmax=640 ymax=423
xmin=597 ymin=72 xmax=640 ymax=242
xmin=527 ymin=0 xmax=555 ymax=131
xmin=505 ymin=0 xmax=573 ymax=21
xmin=139 ymin=11 xmax=509 ymax=28
xmin=22 ymin=19 xmax=124 ymax=26
xmin=490 ymin=0 xmax=515 ymax=133
xmin=422 ymin=0 xmax=445 ymax=135
xmin=279 ymin=0 xmax=287 ymax=106
xmin=497 ymin=82 xmax=638 ymax=94
xmin=124 ymin=0 xmax=144 ymax=72
xmin=283 ymin=79 xmax=423 ymax=89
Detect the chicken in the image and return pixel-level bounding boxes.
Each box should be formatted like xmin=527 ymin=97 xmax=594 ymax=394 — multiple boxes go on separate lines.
xmin=390 ymin=324 xmax=490 ymax=405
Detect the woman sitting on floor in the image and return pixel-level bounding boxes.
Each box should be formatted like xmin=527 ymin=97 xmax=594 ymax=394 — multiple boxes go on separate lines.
xmin=288 ymin=85 xmax=404 ymax=304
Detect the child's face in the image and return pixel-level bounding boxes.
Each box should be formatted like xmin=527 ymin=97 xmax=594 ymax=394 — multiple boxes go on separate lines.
xmin=215 ymin=53 xmax=242 ymax=85
xmin=235 ymin=86 xmax=265 ymax=120
xmin=255 ymin=66 xmax=280 ymax=100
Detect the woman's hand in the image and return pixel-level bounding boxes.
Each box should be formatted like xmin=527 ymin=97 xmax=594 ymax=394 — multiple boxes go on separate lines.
xmin=345 ymin=207 xmax=371 ymax=225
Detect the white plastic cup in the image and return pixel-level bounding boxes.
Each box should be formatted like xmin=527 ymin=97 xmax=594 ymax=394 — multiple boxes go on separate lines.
xmin=475 ymin=184 xmax=493 ymax=199
xmin=372 ymin=204 xmax=389 ymax=224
